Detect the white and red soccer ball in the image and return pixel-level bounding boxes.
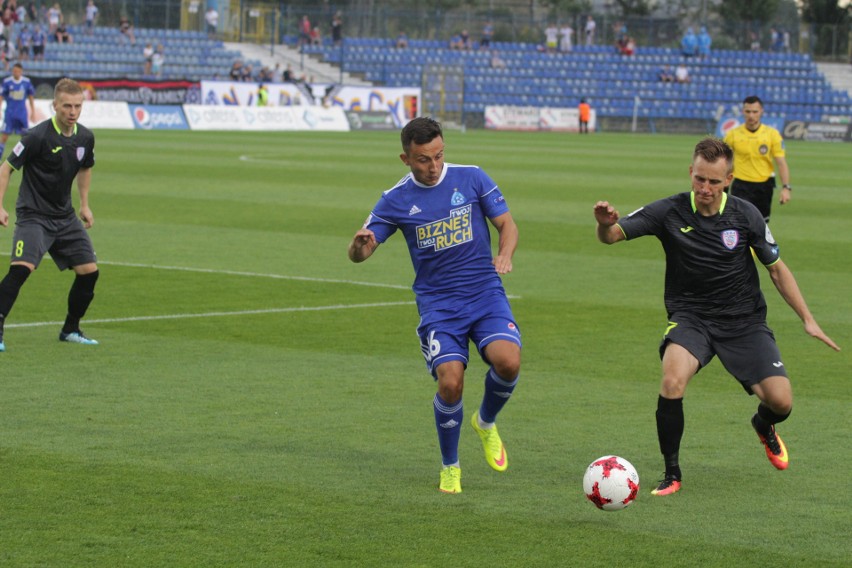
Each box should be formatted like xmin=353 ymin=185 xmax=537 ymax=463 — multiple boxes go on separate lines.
xmin=583 ymin=455 xmax=640 ymax=511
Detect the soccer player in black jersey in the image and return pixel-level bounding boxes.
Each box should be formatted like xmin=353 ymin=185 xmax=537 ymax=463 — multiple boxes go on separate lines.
xmin=593 ymin=137 xmax=839 ymax=496
xmin=0 ymin=78 xmax=100 ymax=351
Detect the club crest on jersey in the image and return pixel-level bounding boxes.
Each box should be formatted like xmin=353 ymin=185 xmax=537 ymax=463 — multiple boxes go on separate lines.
xmin=450 ymin=189 xmax=466 ymax=206
xmin=12 ymin=141 xmax=24 ymax=156
xmin=416 ymin=204 xmax=473 ymax=251
xmin=76 ymin=147 xmax=86 ymax=161
xmin=721 ymin=229 xmax=739 ymax=250
xmin=759 ymin=144 xmax=768 ymax=155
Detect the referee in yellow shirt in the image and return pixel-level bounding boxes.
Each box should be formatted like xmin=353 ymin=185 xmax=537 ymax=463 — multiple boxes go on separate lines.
xmin=723 ymin=95 xmax=791 ymax=222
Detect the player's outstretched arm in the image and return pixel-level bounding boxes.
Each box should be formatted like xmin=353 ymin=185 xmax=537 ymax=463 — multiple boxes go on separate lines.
xmin=766 ymin=260 xmax=840 ymax=351
xmin=594 ymin=201 xmax=625 ymax=244
xmin=348 ymin=228 xmax=378 ymax=263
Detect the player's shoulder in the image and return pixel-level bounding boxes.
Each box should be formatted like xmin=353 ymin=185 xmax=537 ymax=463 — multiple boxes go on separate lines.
xmin=76 ymin=122 xmax=95 ymax=138
xmin=381 ymin=173 xmax=413 ymax=197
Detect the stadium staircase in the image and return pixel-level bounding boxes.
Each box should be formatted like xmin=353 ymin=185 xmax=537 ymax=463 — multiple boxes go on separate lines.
xmin=304 ymin=38 xmax=852 ymax=123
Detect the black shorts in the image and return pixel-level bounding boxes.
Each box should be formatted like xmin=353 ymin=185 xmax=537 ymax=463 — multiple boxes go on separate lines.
xmin=11 ymin=212 xmax=97 ymax=270
xmin=659 ymin=312 xmax=788 ymax=394
xmin=728 ymin=178 xmax=775 ymax=222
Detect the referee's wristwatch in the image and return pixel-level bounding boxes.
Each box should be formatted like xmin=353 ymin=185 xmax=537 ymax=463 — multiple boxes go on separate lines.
xmin=782 ymin=184 xmax=792 ymax=191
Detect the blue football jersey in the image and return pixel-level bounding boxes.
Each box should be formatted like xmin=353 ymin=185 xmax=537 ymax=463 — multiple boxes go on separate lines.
xmin=365 ymin=163 xmax=511 ymax=312
xmin=2 ymin=76 xmax=35 ymax=117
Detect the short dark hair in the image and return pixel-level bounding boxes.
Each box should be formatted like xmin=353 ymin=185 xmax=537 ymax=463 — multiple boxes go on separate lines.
xmin=12 ymin=62 xmax=22 ymax=70
xmin=401 ymin=117 xmax=442 ymax=154
xmin=693 ymin=137 xmax=733 ymax=173
xmin=743 ymin=95 xmax=763 ymax=107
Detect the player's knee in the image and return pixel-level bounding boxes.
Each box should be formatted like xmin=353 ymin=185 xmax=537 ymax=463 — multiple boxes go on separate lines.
xmin=438 ymin=380 xmax=463 ymax=404
xmin=491 ymin=357 xmax=520 ymax=381
xmin=660 ymin=374 xmax=688 ymax=398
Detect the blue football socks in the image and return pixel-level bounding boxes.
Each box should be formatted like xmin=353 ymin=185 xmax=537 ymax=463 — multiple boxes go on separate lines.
xmin=479 ymin=367 xmax=518 ymax=424
xmin=433 ymin=393 xmax=463 ymax=467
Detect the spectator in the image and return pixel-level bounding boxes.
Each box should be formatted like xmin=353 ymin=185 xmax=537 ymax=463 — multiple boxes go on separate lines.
xmin=675 ymin=63 xmax=690 ymax=83
xmin=782 ymin=29 xmax=790 ymax=52
xmin=2 ymin=7 xmax=17 ymax=28
xmin=619 ymin=36 xmax=635 ymax=56
xmin=15 ymin=2 xmax=25 ymax=23
xmin=459 ymin=29 xmax=471 ymax=50
xmin=46 ymin=2 xmax=61 ymax=36
xmin=240 ymin=63 xmax=253 ymax=82
xmin=310 ymin=26 xmax=322 ymax=46
xmin=395 ymin=31 xmax=408 ymax=49
xmin=257 ymin=83 xmax=268 ymax=107
xmin=658 ymin=64 xmax=675 ymax=82
xmin=750 ymin=32 xmax=761 ymax=51
xmin=480 ymin=21 xmax=493 ymax=49
xmin=205 ymin=6 xmax=218 ymax=38
xmin=545 ymin=23 xmax=558 ymax=53
xmin=697 ymin=26 xmax=712 ymax=58
xmin=282 ymin=64 xmax=293 ymax=82
xmin=298 ymin=15 xmax=311 ymax=48
xmin=560 ymin=22 xmax=574 ymax=53
xmin=229 ymin=60 xmax=243 ymax=81
xmin=584 ymin=15 xmax=596 ymax=46
xmin=16 ymin=25 xmax=30 ymax=60
xmin=85 ymin=0 xmax=98 ymax=36
xmin=331 ymin=11 xmax=343 ymax=47
xmin=681 ymin=27 xmax=698 ymax=57
xmin=449 ymin=33 xmax=462 ymax=50
xmin=151 ymin=43 xmax=165 ymax=77
xmin=32 ymin=24 xmax=47 ymax=57
xmin=53 ymin=22 xmax=70 ymax=44
xmin=26 ymin=2 xmax=37 ymax=24
xmin=143 ymin=43 xmax=154 ymax=75
xmin=119 ymin=17 xmax=136 ymax=45
xmin=490 ymin=50 xmax=506 ymax=69
xmin=0 ymin=34 xmax=15 ymax=71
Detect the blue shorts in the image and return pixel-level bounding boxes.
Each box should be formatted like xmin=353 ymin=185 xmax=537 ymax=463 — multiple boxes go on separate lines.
xmin=416 ymin=289 xmax=521 ymax=378
xmin=3 ymin=113 xmax=29 ymax=135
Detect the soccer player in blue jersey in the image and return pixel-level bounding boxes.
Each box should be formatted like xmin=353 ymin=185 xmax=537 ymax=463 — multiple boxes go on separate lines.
xmin=349 ymin=117 xmax=521 ymax=494
xmin=594 ymin=137 xmax=839 ymax=497
xmin=0 ymin=63 xmax=36 ymax=159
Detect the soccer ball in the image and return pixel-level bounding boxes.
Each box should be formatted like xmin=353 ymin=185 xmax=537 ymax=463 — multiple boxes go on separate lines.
xmin=583 ymin=455 xmax=640 ymax=511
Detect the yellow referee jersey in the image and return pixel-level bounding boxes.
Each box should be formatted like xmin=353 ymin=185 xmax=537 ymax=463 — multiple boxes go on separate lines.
xmin=723 ymin=123 xmax=785 ymax=182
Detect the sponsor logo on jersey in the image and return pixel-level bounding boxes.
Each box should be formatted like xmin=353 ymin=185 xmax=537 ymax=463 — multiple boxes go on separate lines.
xmin=416 ymin=204 xmax=473 ymax=251
xmin=409 ymin=205 xmax=421 ymax=216
xmin=680 ymin=226 xmax=694 ymax=233
xmin=721 ymin=229 xmax=739 ymax=250
xmin=51 ymin=146 xmax=62 ymax=153
xmin=450 ymin=188 xmax=466 ymax=206
xmin=493 ymin=195 xmax=505 ymax=206
xmin=76 ymin=147 xmax=85 ymax=161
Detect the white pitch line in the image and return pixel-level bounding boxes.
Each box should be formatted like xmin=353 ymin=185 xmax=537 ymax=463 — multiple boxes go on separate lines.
xmin=5 ymin=301 xmax=417 ymax=329
xmin=97 ymin=260 xmax=412 ymax=290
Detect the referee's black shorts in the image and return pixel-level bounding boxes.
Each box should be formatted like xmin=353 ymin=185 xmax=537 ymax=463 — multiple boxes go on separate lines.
xmin=659 ymin=312 xmax=788 ymax=394
xmin=727 ymin=178 xmax=775 ymax=222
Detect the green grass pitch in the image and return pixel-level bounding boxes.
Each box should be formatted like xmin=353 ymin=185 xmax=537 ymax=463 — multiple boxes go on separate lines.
xmin=0 ymin=128 xmax=849 ymax=566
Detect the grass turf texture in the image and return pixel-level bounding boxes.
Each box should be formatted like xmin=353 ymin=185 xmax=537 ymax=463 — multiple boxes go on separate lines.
xmin=0 ymin=129 xmax=849 ymax=567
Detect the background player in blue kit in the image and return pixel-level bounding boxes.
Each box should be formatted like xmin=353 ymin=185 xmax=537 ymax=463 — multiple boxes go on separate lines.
xmin=0 ymin=63 xmax=36 ymax=159
xmin=348 ymin=117 xmax=521 ymax=494
xmin=594 ymin=137 xmax=839 ymax=497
